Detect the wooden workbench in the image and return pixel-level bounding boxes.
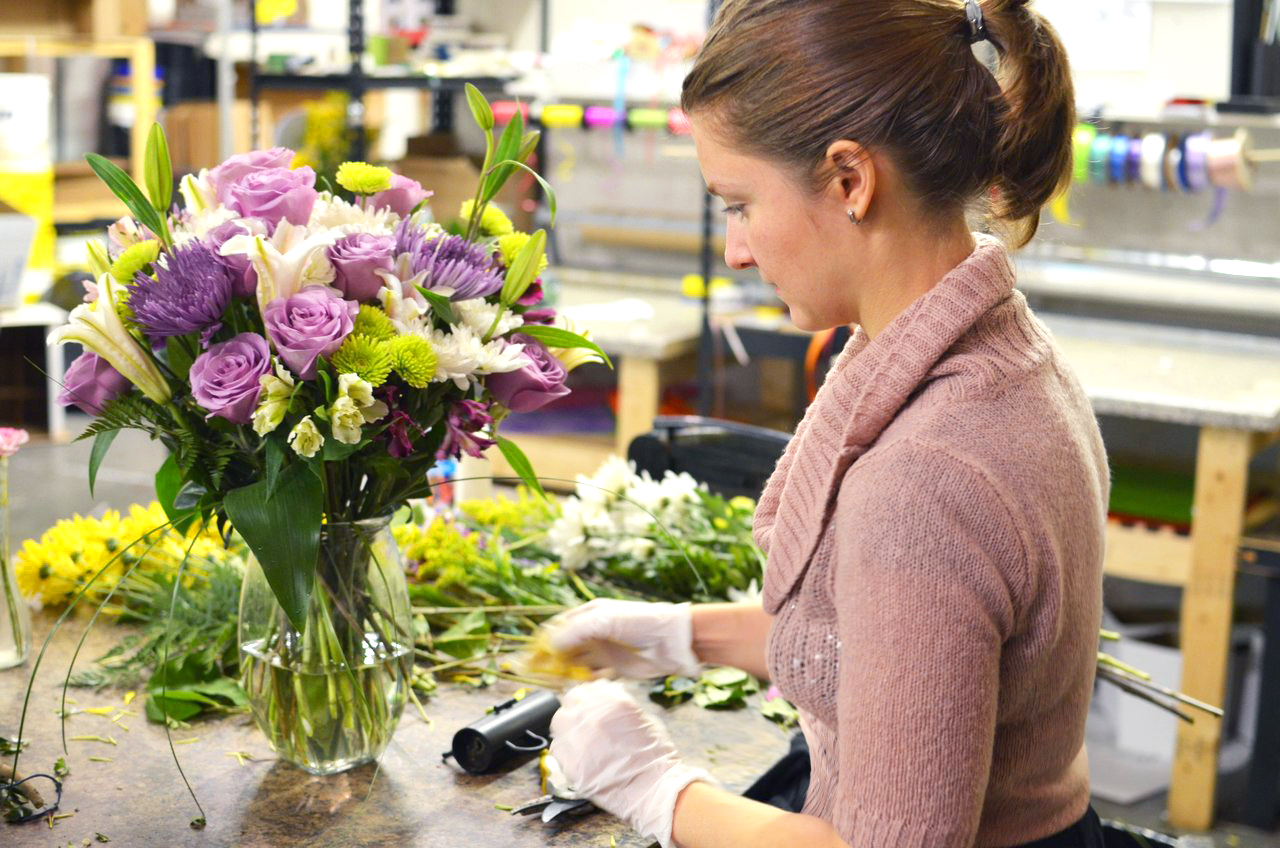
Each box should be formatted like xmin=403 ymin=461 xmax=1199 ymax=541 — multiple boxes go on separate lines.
xmin=1 ymin=612 xmax=790 ymax=847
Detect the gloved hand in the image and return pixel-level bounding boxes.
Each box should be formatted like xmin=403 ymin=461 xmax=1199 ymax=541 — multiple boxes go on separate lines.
xmin=550 ymin=679 xmax=712 ymax=848
xmin=543 ymin=598 xmax=701 ymax=679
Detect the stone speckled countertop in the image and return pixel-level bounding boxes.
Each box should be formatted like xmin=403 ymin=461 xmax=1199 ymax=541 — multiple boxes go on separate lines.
xmin=2 ymin=613 xmax=790 ymax=847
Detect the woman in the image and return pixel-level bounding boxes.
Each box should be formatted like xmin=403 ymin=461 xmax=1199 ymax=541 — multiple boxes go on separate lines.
xmin=545 ymin=1 xmax=1109 ymax=846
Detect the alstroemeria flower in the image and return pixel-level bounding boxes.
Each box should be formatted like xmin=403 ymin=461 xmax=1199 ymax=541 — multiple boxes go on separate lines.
xmin=49 ymin=275 xmax=171 ymax=405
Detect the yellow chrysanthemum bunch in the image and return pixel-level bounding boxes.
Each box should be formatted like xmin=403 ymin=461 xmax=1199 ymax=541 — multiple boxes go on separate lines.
xmin=14 ymin=502 xmax=228 ymax=608
xmin=459 ymin=488 xmax=556 ymax=539
xmin=393 ymin=515 xmax=489 ymax=586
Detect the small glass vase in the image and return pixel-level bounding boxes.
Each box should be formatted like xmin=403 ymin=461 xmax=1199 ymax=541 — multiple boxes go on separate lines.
xmin=237 ymin=516 xmax=413 ymax=775
xmin=0 ymin=455 xmax=32 ymax=669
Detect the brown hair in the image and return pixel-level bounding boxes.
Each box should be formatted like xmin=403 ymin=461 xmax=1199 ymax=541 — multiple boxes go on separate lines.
xmin=681 ymin=0 xmax=1075 ymax=247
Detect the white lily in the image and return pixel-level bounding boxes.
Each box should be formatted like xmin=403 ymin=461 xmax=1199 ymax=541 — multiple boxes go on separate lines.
xmin=549 ymin=314 xmax=606 ymax=373
xmin=49 ymin=273 xmax=171 ymax=404
xmin=179 ymin=170 xmax=216 ymax=214
xmin=220 ymin=219 xmax=336 ymax=318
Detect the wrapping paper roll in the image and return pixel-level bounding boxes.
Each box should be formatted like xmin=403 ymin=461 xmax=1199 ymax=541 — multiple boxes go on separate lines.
xmin=1072 ymin=123 xmax=1097 ymax=184
xmin=1139 ymin=133 xmax=1166 ymax=190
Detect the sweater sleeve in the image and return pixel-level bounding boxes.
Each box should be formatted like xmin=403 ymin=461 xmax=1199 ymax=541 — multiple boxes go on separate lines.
xmin=827 ymin=440 xmax=1026 ymax=847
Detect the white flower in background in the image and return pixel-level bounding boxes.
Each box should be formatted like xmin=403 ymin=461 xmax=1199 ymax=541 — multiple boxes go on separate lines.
xmin=661 ymin=471 xmax=702 ymax=505
xmin=179 ymin=170 xmax=216 ymax=213
xmin=617 ymin=538 xmax=656 ymax=561
xmin=288 ymin=415 xmax=324 ymax=458
xmin=308 ymin=194 xmax=398 ymax=234
xmin=576 ymin=455 xmax=634 ymax=507
xmin=251 ymin=361 xmax=296 ymax=436
xmin=454 ymin=297 xmax=523 ymax=337
xmin=427 ymin=325 xmax=525 ymax=390
xmin=547 ymin=496 xmax=614 ymax=571
xmin=220 ymin=219 xmax=336 ymax=318
xmin=337 ymin=373 xmax=388 ymax=422
xmin=726 ymin=579 xmax=761 ymax=605
xmin=329 ymin=396 xmax=366 ymax=445
xmin=49 ymin=274 xmax=171 ymax=404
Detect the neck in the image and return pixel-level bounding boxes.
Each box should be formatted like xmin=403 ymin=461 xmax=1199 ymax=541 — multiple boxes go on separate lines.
xmin=857 ymin=217 xmax=976 ymax=339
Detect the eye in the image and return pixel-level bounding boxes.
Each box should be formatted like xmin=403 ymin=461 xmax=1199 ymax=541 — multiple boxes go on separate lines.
xmin=721 ymin=204 xmax=746 ymax=218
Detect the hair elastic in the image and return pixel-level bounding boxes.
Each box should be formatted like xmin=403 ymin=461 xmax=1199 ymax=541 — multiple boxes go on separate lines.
xmin=965 ymin=0 xmax=988 ymax=45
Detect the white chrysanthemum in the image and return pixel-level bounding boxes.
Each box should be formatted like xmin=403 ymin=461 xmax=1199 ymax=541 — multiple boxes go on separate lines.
xmin=426 ymin=325 xmax=525 ymax=390
xmin=617 ymin=537 xmax=656 ymax=561
xmin=576 ymin=455 xmax=634 ymax=506
xmin=659 ymin=470 xmax=702 ymax=504
xmin=454 ymin=297 xmax=523 ymax=337
xmin=288 ymin=415 xmax=324 ymax=458
xmin=308 ymin=194 xmax=399 ymax=234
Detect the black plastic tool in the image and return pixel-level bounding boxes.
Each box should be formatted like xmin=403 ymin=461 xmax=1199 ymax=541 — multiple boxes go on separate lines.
xmin=444 ymin=689 xmax=561 ymax=774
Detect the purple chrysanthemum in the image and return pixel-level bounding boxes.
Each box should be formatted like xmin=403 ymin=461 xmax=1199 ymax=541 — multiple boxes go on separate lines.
xmin=396 ymin=220 xmax=503 ymax=301
xmin=129 ymin=242 xmax=234 ymax=341
xmin=437 ymin=399 xmax=495 ymax=459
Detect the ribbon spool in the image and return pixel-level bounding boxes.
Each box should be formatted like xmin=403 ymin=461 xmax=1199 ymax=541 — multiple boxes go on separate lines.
xmin=1207 ymin=128 xmax=1254 ymax=192
xmin=1072 ymin=123 xmax=1097 ymax=184
xmin=1139 ymin=133 xmax=1166 ymax=190
xmin=1164 ymin=134 xmax=1183 ymax=194
xmin=1088 ymin=133 xmax=1112 ymax=184
xmin=583 ymin=105 xmax=620 ymax=129
xmin=627 ymin=108 xmax=669 ymax=130
xmin=1126 ymin=137 xmax=1144 ymax=184
xmin=1183 ymin=131 xmax=1212 ymax=193
xmin=491 ymin=101 xmax=529 ymax=126
xmin=668 ymin=107 xmax=692 ymax=136
xmin=1109 ymin=133 xmax=1130 ymax=183
xmin=539 ymin=103 xmax=585 ymax=129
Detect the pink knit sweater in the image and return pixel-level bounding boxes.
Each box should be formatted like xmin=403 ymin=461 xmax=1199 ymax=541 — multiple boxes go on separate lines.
xmin=755 ymin=235 xmax=1109 ymax=847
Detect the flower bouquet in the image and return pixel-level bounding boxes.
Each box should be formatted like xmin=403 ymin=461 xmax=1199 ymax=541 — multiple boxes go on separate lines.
xmin=41 ymin=85 xmax=607 ymax=775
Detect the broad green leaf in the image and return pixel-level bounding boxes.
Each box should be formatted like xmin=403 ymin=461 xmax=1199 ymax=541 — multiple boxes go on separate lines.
xmin=500 ymin=228 xmax=545 ymax=308
xmin=144 ymin=123 xmax=173 ymax=213
xmin=264 ymin=437 xmax=286 ymax=497
xmin=515 ymin=324 xmax=612 ymax=368
xmin=145 ymin=693 xmax=205 ymax=723
xmin=518 ymin=131 xmax=540 ymax=164
xmin=155 ymin=454 xmax=197 ymax=534
xmin=481 ymin=109 xmax=524 ymax=202
xmin=464 ymin=83 xmax=494 ymax=132
xmin=173 ymin=480 xmax=207 ymax=511
xmin=223 ymin=462 xmax=324 ymax=633
xmin=164 ymin=335 xmax=196 ymax=382
xmin=700 ymin=667 xmax=750 ymax=687
xmin=485 ymin=159 xmax=556 ymax=226
xmin=88 ymin=429 xmax=119 ymax=497
xmin=414 ymin=285 xmax=457 ymax=324
xmin=85 ymin=153 xmax=171 ymax=249
xmin=321 ymin=438 xmax=362 ymax=461
xmin=434 ymin=609 xmax=490 ymax=659
xmin=190 ymin=678 xmax=248 ymax=707
xmin=495 ymin=435 xmax=544 ymax=499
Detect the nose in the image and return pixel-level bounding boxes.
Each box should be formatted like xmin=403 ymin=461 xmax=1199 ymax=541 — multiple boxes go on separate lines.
xmin=723 ymin=220 xmax=755 ymax=271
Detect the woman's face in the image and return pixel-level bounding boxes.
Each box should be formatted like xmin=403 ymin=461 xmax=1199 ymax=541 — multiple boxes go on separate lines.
xmin=691 ymin=118 xmax=859 ymax=332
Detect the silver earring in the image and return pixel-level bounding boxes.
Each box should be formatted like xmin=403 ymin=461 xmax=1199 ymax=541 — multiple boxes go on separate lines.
xmin=847 ymin=209 xmax=861 ymax=226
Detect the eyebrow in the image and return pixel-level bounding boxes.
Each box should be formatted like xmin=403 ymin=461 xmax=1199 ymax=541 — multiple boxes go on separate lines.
xmin=705 ymin=184 xmax=722 ymax=197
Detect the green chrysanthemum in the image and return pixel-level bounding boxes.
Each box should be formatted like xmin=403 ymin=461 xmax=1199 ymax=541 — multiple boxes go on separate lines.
xmin=110 ymin=240 xmax=161 ymax=284
xmin=336 ymin=161 xmax=394 ymax=195
xmin=497 ymin=232 xmax=548 ymax=275
xmin=387 ymin=335 xmax=437 ymax=389
xmin=459 ymin=200 xmax=514 ymax=237
xmin=330 ymin=334 xmax=393 ymax=386
xmin=354 ymin=304 xmax=397 ymax=341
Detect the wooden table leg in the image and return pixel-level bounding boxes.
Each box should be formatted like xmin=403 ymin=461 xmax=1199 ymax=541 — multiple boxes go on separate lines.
xmin=615 ymin=355 xmax=661 ymax=459
xmin=1168 ymin=426 xmax=1253 ymax=830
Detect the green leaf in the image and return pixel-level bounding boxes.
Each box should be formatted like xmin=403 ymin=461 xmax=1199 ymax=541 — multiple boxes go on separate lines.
xmin=481 ymin=109 xmax=525 ymax=202
xmin=156 ymin=454 xmax=197 ymax=534
xmin=518 ymin=131 xmax=540 ymax=163
xmin=85 ymin=153 xmax=171 ymax=250
xmin=321 ymin=438 xmax=362 ymax=461
xmin=145 ymin=691 xmax=207 ymax=723
xmin=515 ymin=324 xmax=613 ymax=368
xmin=434 ymin=609 xmax=490 ymax=659
xmin=222 ymin=462 xmax=324 ymax=633
xmin=189 ymin=677 xmax=248 ymax=707
xmin=701 ymin=667 xmax=750 ymax=687
xmin=414 ymin=285 xmax=457 ymax=324
xmin=495 ymin=436 xmax=544 ymax=499
xmin=485 ymin=159 xmax=556 ymax=226
xmin=164 ymin=336 xmax=196 ymax=382
xmin=144 ymin=123 xmax=173 ymax=213
xmin=174 ymin=480 xmax=207 ymax=511
xmin=759 ymin=695 xmax=800 ymax=728
xmin=464 ymin=83 xmax=495 ymax=132
xmin=264 ymin=437 xmax=286 ymax=497
xmin=500 ymin=228 xmax=546 ymax=308
xmin=88 ymin=429 xmax=119 ymax=498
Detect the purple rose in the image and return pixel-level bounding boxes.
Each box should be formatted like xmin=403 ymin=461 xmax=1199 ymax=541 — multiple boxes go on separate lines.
xmin=58 ymin=352 xmax=131 ymax=415
xmin=206 ymin=219 xmax=266 ymax=298
xmin=329 ymin=233 xmax=395 ymax=302
xmin=370 ymin=174 xmax=432 ymax=217
xmin=486 ymin=336 xmax=570 ymax=413
xmin=228 ymin=167 xmax=318 ymax=229
xmin=208 ymin=147 xmax=296 ymax=207
xmin=189 ymin=333 xmax=272 ymax=424
xmin=264 ymin=286 xmax=358 ymax=380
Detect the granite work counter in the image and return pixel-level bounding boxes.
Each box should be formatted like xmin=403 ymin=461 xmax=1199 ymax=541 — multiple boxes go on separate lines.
xmin=2 ymin=612 xmax=790 ymax=847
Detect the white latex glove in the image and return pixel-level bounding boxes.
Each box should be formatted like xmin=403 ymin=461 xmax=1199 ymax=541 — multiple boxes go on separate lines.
xmin=544 ymin=598 xmax=701 ymax=679
xmin=550 ymin=679 xmax=712 ymax=848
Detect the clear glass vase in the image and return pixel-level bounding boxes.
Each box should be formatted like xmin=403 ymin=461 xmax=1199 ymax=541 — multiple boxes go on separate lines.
xmin=0 ymin=455 xmax=32 ymax=669
xmin=237 ymin=516 xmax=414 ymax=775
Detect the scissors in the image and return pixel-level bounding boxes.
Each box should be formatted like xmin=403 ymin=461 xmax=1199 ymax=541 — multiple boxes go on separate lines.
xmin=509 ymin=793 xmax=593 ymax=822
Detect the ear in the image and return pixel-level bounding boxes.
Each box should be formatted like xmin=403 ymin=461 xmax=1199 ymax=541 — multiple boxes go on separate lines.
xmin=824 ymin=140 xmax=876 ymax=224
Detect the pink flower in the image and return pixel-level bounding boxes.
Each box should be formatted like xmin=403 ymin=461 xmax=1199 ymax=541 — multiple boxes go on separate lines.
xmin=329 ymin=233 xmax=396 ymax=302
xmin=207 ymin=147 xmax=296 ymax=207
xmin=0 ymin=427 xmax=29 ymax=458
xmin=189 ymin=333 xmax=272 ymax=424
xmin=228 ymin=167 xmax=318 ymax=230
xmin=263 ymin=287 xmax=357 ymax=380
xmin=369 ymin=174 xmax=432 ymax=217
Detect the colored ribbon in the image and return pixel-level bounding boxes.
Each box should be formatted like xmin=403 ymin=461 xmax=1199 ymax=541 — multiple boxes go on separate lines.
xmin=1139 ymin=133 xmax=1166 ymax=190
xmin=1109 ymin=133 xmax=1130 ymax=183
xmin=1206 ymin=129 xmax=1254 ymax=192
xmin=1183 ymin=131 xmax=1212 ymax=193
xmin=584 ymin=106 xmax=620 ymax=129
xmin=1072 ymin=123 xmax=1097 ymax=184
xmin=1088 ymin=133 xmax=1112 ymax=184
xmin=1164 ymin=134 xmax=1183 ymax=194
xmin=1189 ymin=187 xmax=1228 ymax=232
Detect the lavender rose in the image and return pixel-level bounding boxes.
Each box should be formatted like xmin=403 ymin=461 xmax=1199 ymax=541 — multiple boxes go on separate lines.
xmin=369 ymin=174 xmax=432 ymax=217
xmin=208 ymin=147 xmax=295 ymax=207
xmin=229 ymin=166 xmax=318 ymax=229
xmin=329 ymin=233 xmax=396 ymax=302
xmin=57 ymin=351 xmax=132 ymax=415
xmin=189 ymin=333 xmax=272 ymax=424
xmin=486 ymin=335 xmax=570 ymax=413
xmin=264 ymin=286 xmax=358 ymax=380
xmin=206 ymin=219 xmax=265 ymax=298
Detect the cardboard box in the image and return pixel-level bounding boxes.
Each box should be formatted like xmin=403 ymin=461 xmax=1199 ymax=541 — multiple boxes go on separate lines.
xmin=0 ymin=199 xmax=36 ymax=308
xmin=396 ymin=134 xmax=535 ymax=231
xmin=0 ymin=0 xmax=148 ymax=39
xmin=164 ymin=100 xmax=254 ymax=171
